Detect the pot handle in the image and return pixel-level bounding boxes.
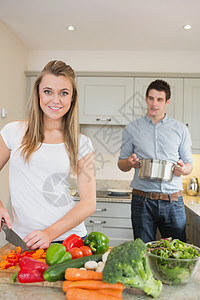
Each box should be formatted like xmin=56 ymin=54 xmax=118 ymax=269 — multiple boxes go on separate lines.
xmin=138 ymin=159 xmax=143 ymax=167
xmin=172 ymin=164 xmax=181 ymax=172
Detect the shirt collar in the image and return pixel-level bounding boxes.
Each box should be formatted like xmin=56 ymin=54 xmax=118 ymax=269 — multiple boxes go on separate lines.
xmin=145 ymin=113 xmax=169 ymax=124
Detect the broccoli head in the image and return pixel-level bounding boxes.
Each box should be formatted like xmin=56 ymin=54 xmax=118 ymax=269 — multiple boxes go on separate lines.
xmin=102 ymin=238 xmax=162 ymax=298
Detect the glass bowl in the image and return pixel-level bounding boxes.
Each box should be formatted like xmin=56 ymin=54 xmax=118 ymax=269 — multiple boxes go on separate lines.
xmin=146 ymin=242 xmax=200 ymax=285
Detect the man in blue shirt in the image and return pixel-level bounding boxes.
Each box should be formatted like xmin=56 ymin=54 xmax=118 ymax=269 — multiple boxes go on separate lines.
xmin=118 ymin=79 xmax=193 ymax=243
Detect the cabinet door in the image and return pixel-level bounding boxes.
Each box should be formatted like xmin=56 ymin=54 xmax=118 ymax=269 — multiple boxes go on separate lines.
xmin=185 ymin=206 xmax=191 ymax=243
xmin=85 ymin=217 xmax=133 ymax=247
xmin=134 ymin=78 xmax=183 ymax=121
xmin=184 ymin=79 xmax=200 ymax=151
xmin=77 ymin=77 xmax=134 ymax=125
xmin=188 ymin=211 xmax=200 ymax=247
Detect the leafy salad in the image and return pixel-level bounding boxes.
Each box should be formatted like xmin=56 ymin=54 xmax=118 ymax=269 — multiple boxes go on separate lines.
xmin=146 ymin=238 xmax=200 ymax=285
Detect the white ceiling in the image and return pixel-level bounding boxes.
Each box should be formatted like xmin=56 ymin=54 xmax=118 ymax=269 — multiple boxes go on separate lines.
xmin=0 ymin=0 xmax=200 ymax=51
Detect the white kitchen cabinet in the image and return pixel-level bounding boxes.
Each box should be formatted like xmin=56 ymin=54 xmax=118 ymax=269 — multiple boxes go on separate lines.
xmin=184 ymin=79 xmax=200 ymax=152
xmin=134 ymin=77 xmax=184 ymax=121
xmin=75 ymin=200 xmax=133 ymax=247
xmin=77 ymin=77 xmax=134 ymax=125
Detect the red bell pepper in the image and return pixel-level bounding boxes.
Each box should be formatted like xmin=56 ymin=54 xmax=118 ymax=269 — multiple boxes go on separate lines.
xmin=18 ymin=257 xmax=49 ymax=283
xmin=62 ymin=234 xmax=84 ymax=251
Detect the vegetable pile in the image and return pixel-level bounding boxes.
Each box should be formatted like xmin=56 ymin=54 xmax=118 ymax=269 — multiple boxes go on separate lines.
xmin=0 ymin=246 xmax=46 ymax=270
xmin=146 ymin=237 xmax=200 ymax=285
xmin=102 ymin=238 xmax=162 ymax=299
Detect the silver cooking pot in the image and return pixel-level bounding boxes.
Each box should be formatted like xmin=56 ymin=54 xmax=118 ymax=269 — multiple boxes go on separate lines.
xmin=138 ymin=159 xmax=175 ymax=182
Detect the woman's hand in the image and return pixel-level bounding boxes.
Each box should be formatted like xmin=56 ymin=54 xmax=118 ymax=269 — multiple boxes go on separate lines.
xmin=0 ymin=204 xmax=12 ymax=231
xmin=23 ymin=230 xmax=51 ymax=250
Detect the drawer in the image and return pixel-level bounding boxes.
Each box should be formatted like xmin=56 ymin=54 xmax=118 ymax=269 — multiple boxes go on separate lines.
xmin=75 ymin=200 xmax=131 ymax=218
xmin=85 ymin=218 xmax=133 ymax=247
xmin=85 ymin=216 xmax=132 ymax=228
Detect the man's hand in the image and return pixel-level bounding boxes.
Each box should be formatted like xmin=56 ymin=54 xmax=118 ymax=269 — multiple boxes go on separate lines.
xmin=173 ymin=159 xmax=186 ymax=176
xmin=127 ymin=153 xmax=141 ymax=169
xmin=118 ymin=153 xmax=141 ymax=172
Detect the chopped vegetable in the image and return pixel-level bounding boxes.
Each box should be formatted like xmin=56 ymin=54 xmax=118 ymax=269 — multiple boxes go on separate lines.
xmin=0 ymin=248 xmax=46 ymax=270
xmin=102 ymin=238 xmax=162 ymax=299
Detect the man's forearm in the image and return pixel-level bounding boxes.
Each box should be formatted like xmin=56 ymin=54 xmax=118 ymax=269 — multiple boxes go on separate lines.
xmin=118 ymin=159 xmax=132 ymax=172
xmin=183 ymin=162 xmax=193 ymax=176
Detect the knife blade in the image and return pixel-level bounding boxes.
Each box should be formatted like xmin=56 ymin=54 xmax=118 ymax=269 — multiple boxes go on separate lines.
xmin=1 ymin=219 xmax=28 ymax=250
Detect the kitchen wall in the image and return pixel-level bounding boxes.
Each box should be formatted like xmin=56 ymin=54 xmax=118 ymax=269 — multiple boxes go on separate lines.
xmin=80 ymin=124 xmax=133 ymax=181
xmin=0 ymin=20 xmax=28 ymax=246
xmin=27 ymin=50 xmax=200 ymax=73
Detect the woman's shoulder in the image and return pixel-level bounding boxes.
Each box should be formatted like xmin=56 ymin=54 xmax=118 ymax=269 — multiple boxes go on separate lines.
xmin=1 ymin=120 xmax=27 ymax=131
xmin=78 ymin=133 xmax=94 ymax=159
xmin=0 ymin=120 xmax=27 ymax=149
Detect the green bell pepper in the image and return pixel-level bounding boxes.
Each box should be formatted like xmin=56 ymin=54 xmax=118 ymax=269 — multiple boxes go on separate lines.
xmin=46 ymin=243 xmax=72 ymax=266
xmin=84 ymin=232 xmax=109 ymax=254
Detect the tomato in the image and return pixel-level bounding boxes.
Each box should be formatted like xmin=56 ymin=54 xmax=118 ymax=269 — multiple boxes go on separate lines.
xmin=79 ymin=246 xmax=93 ymax=256
xmin=68 ymin=247 xmax=83 ymax=259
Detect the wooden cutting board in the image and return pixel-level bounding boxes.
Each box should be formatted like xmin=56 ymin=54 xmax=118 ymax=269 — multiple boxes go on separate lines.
xmin=0 ymin=243 xmax=62 ymax=288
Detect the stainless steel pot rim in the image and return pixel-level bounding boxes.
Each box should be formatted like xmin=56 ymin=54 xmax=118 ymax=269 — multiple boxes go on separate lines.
xmin=139 ymin=158 xmax=174 ymax=165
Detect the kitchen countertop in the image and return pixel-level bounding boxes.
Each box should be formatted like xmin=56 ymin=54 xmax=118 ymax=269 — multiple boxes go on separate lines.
xmin=0 ymin=264 xmax=200 ymax=300
xmin=92 ymin=192 xmax=200 ymax=216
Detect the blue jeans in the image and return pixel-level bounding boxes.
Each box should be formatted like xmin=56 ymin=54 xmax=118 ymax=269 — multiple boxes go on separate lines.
xmin=131 ymin=193 xmax=186 ymax=243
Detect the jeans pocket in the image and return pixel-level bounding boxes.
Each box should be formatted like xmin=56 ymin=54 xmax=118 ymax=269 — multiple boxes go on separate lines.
xmin=132 ymin=194 xmax=144 ymax=206
xmin=173 ymin=196 xmax=184 ymax=208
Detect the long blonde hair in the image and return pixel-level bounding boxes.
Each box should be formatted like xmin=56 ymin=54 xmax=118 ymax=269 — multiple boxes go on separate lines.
xmin=20 ymin=60 xmax=80 ymax=174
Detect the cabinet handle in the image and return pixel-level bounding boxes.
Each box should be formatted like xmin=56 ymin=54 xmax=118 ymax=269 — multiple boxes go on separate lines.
xmin=90 ymin=220 xmax=106 ymax=224
xmin=186 ymin=123 xmax=189 ymax=127
xmin=95 ymin=208 xmax=107 ymax=212
xmin=96 ymin=118 xmax=111 ymax=122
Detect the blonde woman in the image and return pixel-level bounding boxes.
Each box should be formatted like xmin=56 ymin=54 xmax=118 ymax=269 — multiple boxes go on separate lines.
xmin=0 ymin=60 xmax=96 ymax=249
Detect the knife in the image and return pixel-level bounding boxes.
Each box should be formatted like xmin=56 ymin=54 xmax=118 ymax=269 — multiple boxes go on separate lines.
xmin=1 ymin=219 xmax=29 ymax=250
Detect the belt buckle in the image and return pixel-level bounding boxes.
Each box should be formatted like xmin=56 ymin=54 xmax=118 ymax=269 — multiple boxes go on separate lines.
xmin=149 ymin=192 xmax=153 ymax=199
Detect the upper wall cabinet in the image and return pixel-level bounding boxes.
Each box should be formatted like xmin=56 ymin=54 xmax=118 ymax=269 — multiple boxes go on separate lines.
xmin=184 ymin=79 xmax=200 ymax=151
xmin=134 ymin=78 xmax=184 ymax=122
xmin=76 ymin=77 xmax=134 ymax=125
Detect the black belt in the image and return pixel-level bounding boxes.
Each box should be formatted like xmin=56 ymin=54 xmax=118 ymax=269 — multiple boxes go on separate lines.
xmin=132 ymin=189 xmax=182 ymax=202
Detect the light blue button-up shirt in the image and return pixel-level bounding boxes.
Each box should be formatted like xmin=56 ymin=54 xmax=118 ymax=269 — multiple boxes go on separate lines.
xmin=118 ymin=114 xmax=193 ymax=193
